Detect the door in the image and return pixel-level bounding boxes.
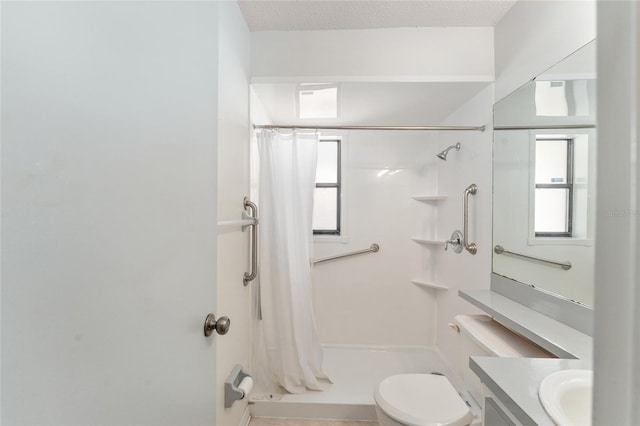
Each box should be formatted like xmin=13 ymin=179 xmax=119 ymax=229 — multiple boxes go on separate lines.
xmin=1 ymin=2 xmax=220 ymax=424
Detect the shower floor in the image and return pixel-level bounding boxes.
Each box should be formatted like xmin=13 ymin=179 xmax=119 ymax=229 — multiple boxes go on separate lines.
xmin=249 ymin=346 xmax=476 ymax=422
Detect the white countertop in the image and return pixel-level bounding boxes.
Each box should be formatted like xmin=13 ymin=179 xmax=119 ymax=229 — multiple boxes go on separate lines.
xmin=459 ymin=289 xmax=592 ymax=360
xmin=470 ymin=357 xmax=591 ymax=425
xmin=460 ymin=289 xmax=593 ymax=425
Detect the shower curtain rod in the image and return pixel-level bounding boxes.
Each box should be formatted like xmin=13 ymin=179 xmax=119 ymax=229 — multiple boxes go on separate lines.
xmin=253 ymin=124 xmax=485 ymax=132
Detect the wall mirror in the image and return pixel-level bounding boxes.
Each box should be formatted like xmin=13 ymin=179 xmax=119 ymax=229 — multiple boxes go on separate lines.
xmin=493 ymin=40 xmax=596 ymax=307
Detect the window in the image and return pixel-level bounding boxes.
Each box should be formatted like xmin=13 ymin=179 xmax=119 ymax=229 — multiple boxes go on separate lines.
xmin=297 ymin=83 xmax=340 ymax=119
xmin=313 ymin=139 xmax=341 ymax=235
xmin=534 ymin=138 xmax=574 ymax=237
xmin=535 ymin=81 xmax=569 ymax=117
xmin=534 ymin=80 xmax=592 ymax=118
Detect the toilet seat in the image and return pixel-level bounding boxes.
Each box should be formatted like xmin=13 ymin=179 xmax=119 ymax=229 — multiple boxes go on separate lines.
xmin=374 ymin=374 xmax=473 ymax=426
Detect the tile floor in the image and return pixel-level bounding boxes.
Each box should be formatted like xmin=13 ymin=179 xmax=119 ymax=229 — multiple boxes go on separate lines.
xmin=249 ymin=419 xmax=378 ymax=426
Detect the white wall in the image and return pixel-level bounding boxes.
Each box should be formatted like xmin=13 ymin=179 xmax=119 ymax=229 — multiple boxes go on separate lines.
xmin=436 ymin=0 xmax=597 ymax=374
xmin=494 ymin=0 xmax=596 ymax=101
xmin=489 ymin=0 xmax=598 ymax=305
xmin=250 ymin=26 xmax=496 ymax=350
xmin=433 ymin=86 xmax=494 ymax=366
xmin=594 ymin=2 xmax=640 ymax=424
xmin=251 ymin=82 xmax=489 ymax=127
xmin=216 ymin=3 xmax=251 ymax=426
xmin=312 ymin=131 xmax=439 ymax=347
xmin=1 ymin=2 xmax=219 ymax=424
xmin=251 ymin=28 xmax=494 ymax=82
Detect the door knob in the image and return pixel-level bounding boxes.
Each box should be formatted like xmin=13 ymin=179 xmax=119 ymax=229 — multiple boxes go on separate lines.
xmin=204 ymin=313 xmax=231 ymax=337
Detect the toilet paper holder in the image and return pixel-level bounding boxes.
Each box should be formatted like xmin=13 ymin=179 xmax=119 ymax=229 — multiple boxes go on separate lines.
xmin=225 ymin=364 xmax=253 ymax=408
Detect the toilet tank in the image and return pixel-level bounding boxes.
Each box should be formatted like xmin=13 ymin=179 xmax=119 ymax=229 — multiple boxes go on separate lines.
xmin=451 ymin=314 xmax=554 ymax=405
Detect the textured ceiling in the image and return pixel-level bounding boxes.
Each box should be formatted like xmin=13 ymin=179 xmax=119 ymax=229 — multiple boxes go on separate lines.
xmin=238 ymin=0 xmax=518 ymax=32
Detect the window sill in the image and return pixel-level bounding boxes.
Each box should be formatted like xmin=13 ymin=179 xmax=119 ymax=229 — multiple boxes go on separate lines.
xmin=527 ymin=238 xmax=593 ymax=246
xmin=313 ymin=234 xmax=349 ymax=244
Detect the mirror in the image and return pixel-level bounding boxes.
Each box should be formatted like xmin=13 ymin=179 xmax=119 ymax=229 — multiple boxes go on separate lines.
xmin=493 ymin=40 xmax=596 ymax=307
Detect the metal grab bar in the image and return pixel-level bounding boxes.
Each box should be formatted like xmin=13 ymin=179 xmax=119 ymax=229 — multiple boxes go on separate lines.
xmin=217 ymin=218 xmax=257 ymax=230
xmin=313 ymin=243 xmax=380 ymax=265
xmin=243 ymin=197 xmax=258 ymax=286
xmin=494 ymin=245 xmax=572 ymax=270
xmin=463 ymin=184 xmax=478 ymax=255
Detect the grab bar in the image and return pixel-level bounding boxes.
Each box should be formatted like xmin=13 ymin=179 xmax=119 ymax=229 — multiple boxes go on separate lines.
xmin=494 ymin=245 xmax=572 ymax=270
xmin=217 ymin=218 xmax=257 ymax=230
xmin=313 ymin=243 xmax=380 ymax=265
xmin=463 ymin=184 xmax=478 ymax=255
xmin=243 ymin=197 xmax=258 ymax=286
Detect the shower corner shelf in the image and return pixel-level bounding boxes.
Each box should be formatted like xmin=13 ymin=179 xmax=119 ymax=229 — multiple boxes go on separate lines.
xmin=411 ymin=280 xmax=449 ymax=291
xmin=412 ymin=195 xmax=448 ymax=202
xmin=411 ymin=237 xmax=445 ymax=246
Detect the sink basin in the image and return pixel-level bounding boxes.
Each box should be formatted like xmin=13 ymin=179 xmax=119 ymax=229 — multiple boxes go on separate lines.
xmin=539 ymin=369 xmax=592 ymax=426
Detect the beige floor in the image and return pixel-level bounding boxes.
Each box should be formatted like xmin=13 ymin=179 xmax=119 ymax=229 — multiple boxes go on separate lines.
xmin=249 ymin=418 xmax=378 ymax=426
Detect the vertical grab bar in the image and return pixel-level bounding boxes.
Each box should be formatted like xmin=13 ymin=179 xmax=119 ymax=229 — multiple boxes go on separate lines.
xmin=463 ymin=184 xmax=478 ymax=255
xmin=243 ymin=197 xmax=258 ymax=286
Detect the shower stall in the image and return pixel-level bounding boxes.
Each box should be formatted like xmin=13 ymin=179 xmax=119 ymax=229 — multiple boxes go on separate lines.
xmin=246 ymin=81 xmax=491 ymax=420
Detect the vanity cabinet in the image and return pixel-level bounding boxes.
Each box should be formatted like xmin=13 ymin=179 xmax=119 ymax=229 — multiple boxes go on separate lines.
xmin=481 ymin=385 xmax=523 ymax=426
xmin=484 ymin=398 xmax=517 ymax=426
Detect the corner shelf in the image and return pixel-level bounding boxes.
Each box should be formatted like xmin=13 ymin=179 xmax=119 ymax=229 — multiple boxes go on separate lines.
xmin=411 ymin=191 xmax=448 ymax=296
xmin=412 ymin=195 xmax=448 ymax=202
xmin=411 ymin=280 xmax=449 ymax=291
xmin=411 ymin=237 xmax=445 ymax=246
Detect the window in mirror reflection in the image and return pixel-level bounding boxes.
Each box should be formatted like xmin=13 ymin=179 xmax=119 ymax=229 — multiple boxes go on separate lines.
xmin=535 ymin=138 xmax=574 ymax=236
xmin=535 ymin=81 xmax=569 ymax=116
xmin=535 ymin=80 xmax=591 ymax=117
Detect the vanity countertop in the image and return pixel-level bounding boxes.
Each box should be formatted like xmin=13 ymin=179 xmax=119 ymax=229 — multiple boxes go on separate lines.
xmin=470 ymin=356 xmax=592 ymax=425
xmin=459 ymin=289 xmax=592 ymax=360
xmin=460 ymin=289 xmax=593 ymax=425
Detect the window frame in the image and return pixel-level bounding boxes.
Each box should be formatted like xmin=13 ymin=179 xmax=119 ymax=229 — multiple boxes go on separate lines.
xmin=313 ymin=137 xmax=342 ymax=236
xmin=534 ymin=137 xmax=574 ymax=238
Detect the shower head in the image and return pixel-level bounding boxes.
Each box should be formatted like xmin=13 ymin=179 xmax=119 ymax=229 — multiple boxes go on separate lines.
xmin=436 ymin=142 xmax=461 ymax=161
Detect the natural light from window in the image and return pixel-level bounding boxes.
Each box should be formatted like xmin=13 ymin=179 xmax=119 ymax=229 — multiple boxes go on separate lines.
xmin=535 ymin=81 xmax=569 ymax=117
xmin=313 ymin=139 xmax=340 ymax=235
xmin=534 ymin=138 xmax=572 ymax=236
xmin=298 ymin=84 xmax=339 ymax=119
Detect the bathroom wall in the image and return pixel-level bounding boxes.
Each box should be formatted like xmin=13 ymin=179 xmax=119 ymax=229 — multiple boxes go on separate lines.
xmin=216 ymin=2 xmax=252 ymax=426
xmin=312 ymin=130 xmax=439 ymax=347
xmin=490 ymin=0 xmax=598 ymax=303
xmin=494 ymin=0 xmax=596 ymax=101
xmin=594 ymin=2 xmax=640 ymax=423
xmin=433 ymin=86 xmax=494 ymax=364
xmin=434 ymin=0 xmax=598 ymax=366
xmin=251 ymin=27 xmax=494 ymax=82
xmin=1 ymin=2 xmax=220 ymax=424
xmin=249 ymin=26 xmax=495 ymax=349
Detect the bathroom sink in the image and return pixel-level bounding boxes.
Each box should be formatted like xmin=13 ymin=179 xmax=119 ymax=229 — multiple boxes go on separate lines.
xmin=539 ymin=369 xmax=592 ymax=426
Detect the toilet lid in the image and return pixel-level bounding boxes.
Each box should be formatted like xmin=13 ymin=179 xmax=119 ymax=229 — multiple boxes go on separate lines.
xmin=374 ymin=374 xmax=473 ymax=426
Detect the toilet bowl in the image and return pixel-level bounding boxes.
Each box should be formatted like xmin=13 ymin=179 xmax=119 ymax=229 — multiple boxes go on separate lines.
xmin=374 ymin=374 xmax=473 ymax=426
xmin=374 ymin=314 xmax=553 ymax=426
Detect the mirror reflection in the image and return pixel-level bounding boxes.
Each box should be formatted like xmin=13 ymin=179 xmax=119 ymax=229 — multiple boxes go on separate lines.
xmin=493 ymin=40 xmax=596 ymax=307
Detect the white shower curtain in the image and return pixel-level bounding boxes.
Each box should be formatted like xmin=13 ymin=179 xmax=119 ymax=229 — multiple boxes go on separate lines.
xmin=256 ymin=129 xmax=331 ymax=393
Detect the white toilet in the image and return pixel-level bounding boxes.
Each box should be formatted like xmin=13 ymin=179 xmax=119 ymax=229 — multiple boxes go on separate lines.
xmin=374 ymin=314 xmax=553 ymax=426
xmin=375 ymin=373 xmax=474 ymax=426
